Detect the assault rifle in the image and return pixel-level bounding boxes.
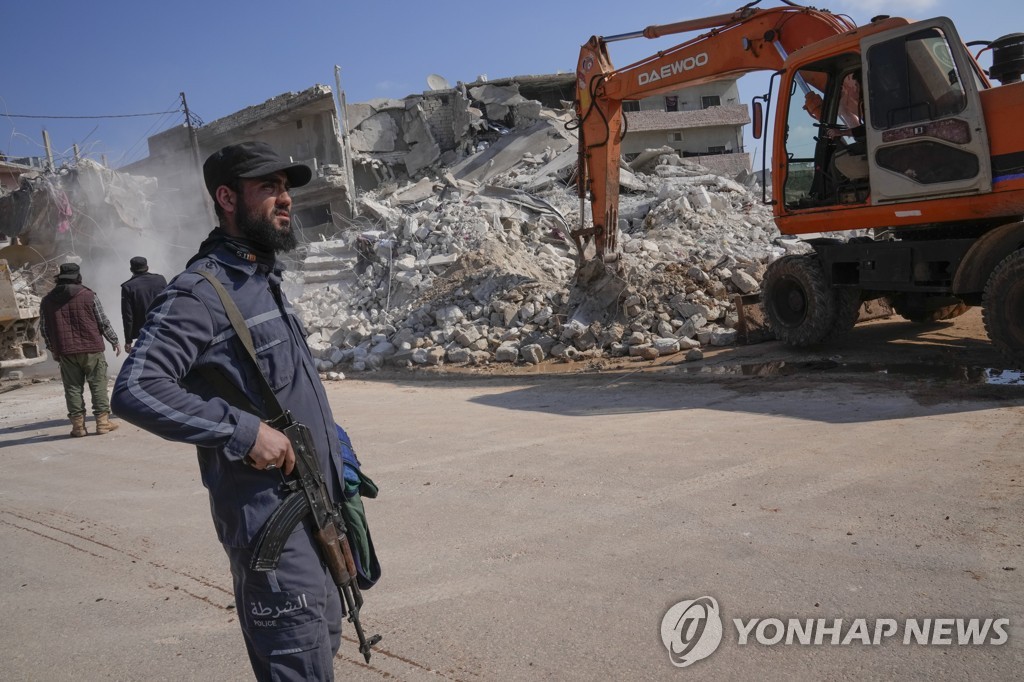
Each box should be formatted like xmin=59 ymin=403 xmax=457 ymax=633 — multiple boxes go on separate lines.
xmin=251 ymin=411 xmax=382 ymax=663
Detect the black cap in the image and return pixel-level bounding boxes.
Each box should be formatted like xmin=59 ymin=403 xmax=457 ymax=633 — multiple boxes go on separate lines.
xmin=57 ymin=262 xmax=81 ymax=282
xmin=130 ymin=256 xmax=149 ymax=273
xmin=203 ymin=141 xmax=312 ymax=198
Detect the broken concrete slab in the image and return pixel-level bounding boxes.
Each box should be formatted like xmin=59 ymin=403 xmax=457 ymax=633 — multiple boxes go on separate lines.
xmin=392 ymin=177 xmax=437 ymax=205
xmin=402 ymin=104 xmax=441 ymax=176
xmin=450 ymin=119 xmax=573 ymax=184
xmin=350 ymin=113 xmax=401 ymax=153
xmin=468 ymin=84 xmax=529 ymax=120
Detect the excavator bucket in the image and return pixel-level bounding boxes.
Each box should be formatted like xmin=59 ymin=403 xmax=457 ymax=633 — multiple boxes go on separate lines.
xmin=732 ymin=293 xmax=772 ymax=344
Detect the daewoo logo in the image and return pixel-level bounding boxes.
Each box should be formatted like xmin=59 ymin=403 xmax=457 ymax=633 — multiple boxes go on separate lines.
xmin=638 ymin=52 xmax=709 ymax=86
xmin=660 ymin=596 xmax=723 ymax=667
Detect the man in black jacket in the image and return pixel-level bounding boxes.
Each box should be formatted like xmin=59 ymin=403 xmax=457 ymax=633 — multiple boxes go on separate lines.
xmin=120 ymin=256 xmax=167 ymax=352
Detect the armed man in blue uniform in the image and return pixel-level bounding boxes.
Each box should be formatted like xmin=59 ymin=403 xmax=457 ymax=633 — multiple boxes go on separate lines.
xmin=112 ymin=142 xmax=347 ymax=681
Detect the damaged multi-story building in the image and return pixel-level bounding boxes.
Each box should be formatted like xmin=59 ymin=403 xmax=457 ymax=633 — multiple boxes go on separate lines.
xmin=620 ymin=78 xmax=751 ymax=177
xmin=118 ymin=72 xmax=750 ymax=236
xmin=347 ymin=74 xmax=577 ymax=188
xmin=122 ymin=85 xmax=353 ymax=241
xmin=114 ymin=76 xmax=581 ymax=242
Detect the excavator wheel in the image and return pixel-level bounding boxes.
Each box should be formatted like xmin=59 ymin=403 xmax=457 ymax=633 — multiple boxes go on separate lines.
xmin=889 ymin=294 xmax=970 ymax=324
xmin=762 ymin=254 xmax=837 ymax=347
xmin=830 ymin=287 xmax=863 ymax=338
xmin=982 ymin=249 xmax=1024 ymax=368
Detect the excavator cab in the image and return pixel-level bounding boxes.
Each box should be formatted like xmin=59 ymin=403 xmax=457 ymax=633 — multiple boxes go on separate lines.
xmin=775 ymin=17 xmax=993 ymax=220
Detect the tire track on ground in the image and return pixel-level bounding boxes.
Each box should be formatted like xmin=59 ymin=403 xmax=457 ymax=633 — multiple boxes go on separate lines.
xmin=1 ymin=507 xmax=231 ymax=599
xmin=3 ymin=506 xmax=476 ymax=681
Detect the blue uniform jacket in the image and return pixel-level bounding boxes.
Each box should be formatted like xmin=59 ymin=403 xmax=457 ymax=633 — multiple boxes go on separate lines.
xmin=112 ymin=244 xmax=343 ymax=548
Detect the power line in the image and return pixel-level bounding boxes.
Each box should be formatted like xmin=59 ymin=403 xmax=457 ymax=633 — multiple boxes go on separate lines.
xmin=3 ymin=110 xmax=180 ymax=120
xmin=117 ymin=96 xmax=187 ymax=167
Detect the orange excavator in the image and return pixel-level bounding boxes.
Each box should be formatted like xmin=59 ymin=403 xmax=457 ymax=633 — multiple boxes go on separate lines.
xmin=574 ymin=1 xmax=1024 ymax=365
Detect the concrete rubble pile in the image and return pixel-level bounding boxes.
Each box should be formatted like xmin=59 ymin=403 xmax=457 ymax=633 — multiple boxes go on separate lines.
xmin=291 ymin=101 xmax=800 ymax=375
xmin=7 ymin=267 xmax=43 ymax=309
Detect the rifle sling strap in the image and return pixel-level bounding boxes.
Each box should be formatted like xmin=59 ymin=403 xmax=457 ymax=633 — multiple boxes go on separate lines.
xmin=197 ymin=269 xmax=285 ymax=420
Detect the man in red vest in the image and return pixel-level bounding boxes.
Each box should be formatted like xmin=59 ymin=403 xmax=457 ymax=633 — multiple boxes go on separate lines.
xmin=40 ymin=262 xmax=122 ymax=437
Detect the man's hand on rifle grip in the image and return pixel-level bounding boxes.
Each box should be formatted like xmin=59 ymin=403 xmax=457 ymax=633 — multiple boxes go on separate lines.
xmin=245 ymin=421 xmax=296 ymax=475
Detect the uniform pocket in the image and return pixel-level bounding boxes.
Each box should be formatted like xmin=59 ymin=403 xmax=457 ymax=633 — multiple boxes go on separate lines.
xmin=249 ymin=314 xmax=294 ymax=391
xmin=249 ymin=616 xmax=324 ymax=657
xmin=244 ymin=591 xmax=323 ymax=656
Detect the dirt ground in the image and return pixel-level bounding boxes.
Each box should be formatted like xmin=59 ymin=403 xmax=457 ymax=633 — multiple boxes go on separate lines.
xmin=2 ymin=309 xmax=1022 ymax=681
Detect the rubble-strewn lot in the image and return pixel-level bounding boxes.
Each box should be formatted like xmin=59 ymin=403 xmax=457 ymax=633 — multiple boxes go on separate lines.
xmin=291 ymin=106 xmax=809 ymax=377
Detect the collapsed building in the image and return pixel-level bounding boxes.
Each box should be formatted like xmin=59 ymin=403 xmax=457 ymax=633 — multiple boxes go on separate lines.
xmin=291 ymin=136 xmax=787 ymax=374
xmin=0 ymin=160 xmax=162 ymax=262
xmin=278 ymin=77 xmax=792 ymax=374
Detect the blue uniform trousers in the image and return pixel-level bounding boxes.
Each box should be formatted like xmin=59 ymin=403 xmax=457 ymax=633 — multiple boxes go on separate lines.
xmin=225 ymin=523 xmax=343 ymax=681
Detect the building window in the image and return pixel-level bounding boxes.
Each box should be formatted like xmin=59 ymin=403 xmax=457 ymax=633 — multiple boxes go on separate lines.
xmin=707 ymin=145 xmax=726 ymax=154
xmin=622 ymin=100 xmax=640 ymax=112
xmin=665 ymin=96 xmax=679 ymax=112
xmin=296 ymin=120 xmax=304 ymax=129
xmin=669 ymin=132 xmax=683 ymax=142
xmin=701 ymin=95 xmax=721 ymax=109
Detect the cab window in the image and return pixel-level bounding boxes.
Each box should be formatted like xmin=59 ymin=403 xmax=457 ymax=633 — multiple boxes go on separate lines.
xmin=867 ymin=27 xmax=966 ymax=128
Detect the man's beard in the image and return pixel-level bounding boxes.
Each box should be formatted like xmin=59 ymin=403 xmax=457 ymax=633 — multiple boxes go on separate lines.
xmin=236 ymin=198 xmax=298 ymax=253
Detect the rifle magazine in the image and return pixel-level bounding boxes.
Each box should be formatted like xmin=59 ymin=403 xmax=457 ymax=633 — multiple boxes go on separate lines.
xmin=250 ymin=492 xmax=310 ymax=572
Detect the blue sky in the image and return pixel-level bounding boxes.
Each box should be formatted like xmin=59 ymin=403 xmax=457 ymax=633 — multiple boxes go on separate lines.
xmin=2 ymin=0 xmax=1013 ymax=169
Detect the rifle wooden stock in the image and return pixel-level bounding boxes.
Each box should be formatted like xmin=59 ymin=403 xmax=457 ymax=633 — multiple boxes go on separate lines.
xmin=315 ymin=521 xmax=356 ymax=586
xmin=250 ymin=412 xmax=381 ymax=662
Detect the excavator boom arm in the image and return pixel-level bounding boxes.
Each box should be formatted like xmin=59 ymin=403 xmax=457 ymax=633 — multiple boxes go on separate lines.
xmin=573 ymin=3 xmax=854 ymax=262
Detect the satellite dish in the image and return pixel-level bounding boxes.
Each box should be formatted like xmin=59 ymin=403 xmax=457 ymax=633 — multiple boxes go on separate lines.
xmin=426 ymin=74 xmax=451 ymax=90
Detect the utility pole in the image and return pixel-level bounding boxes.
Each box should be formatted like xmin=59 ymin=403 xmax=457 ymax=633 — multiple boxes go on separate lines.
xmin=181 ymin=91 xmax=215 ymax=225
xmin=333 ymin=66 xmax=358 ymax=218
xmin=41 ymin=129 xmax=54 ymax=171
xmin=180 ymin=92 xmax=203 ymax=173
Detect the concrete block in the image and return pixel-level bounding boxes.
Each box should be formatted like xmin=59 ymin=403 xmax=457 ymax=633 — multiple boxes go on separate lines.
xmin=520 ymin=343 xmax=545 ymax=365
xmin=495 ymin=343 xmax=519 ymax=363
xmin=731 ymin=270 xmax=759 ymax=294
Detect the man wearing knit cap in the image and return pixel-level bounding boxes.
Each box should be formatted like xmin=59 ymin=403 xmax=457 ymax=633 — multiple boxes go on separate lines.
xmin=40 ymin=262 xmax=122 ymax=437
xmin=120 ymin=256 xmax=167 ymax=352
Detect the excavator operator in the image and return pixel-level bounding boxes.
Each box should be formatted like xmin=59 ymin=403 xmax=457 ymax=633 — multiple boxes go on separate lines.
xmin=826 ymin=70 xmax=868 ymax=181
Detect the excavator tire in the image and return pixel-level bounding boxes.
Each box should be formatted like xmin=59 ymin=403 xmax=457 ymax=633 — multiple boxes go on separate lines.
xmin=762 ymin=254 xmax=837 ymax=347
xmin=830 ymin=287 xmax=863 ymax=338
xmin=982 ymin=249 xmax=1024 ymax=368
xmin=889 ymin=294 xmax=970 ymax=324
